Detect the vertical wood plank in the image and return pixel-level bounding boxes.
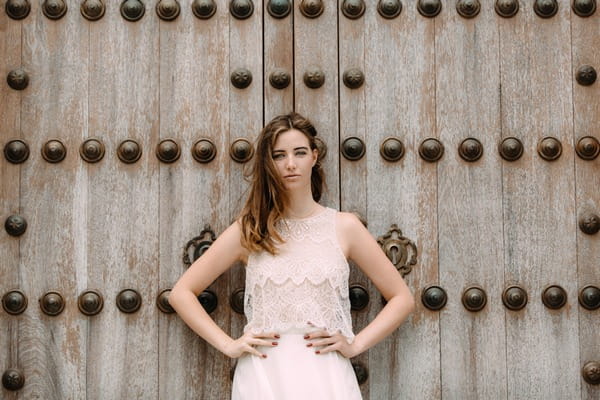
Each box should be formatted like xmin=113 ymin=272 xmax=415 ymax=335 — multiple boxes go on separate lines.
xmin=500 ymin=3 xmax=580 ymax=399
xmin=158 ymin=1 xmax=231 ymax=398
xmin=436 ymin=2 xmax=506 ymax=398
xmin=87 ymin=2 xmax=159 ymax=398
xmin=18 ymin=0 xmax=88 ymax=398
xmin=364 ymin=4 xmax=439 ymax=399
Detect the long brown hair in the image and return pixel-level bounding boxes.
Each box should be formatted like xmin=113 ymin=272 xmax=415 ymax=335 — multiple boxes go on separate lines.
xmin=239 ymin=112 xmax=325 ymax=254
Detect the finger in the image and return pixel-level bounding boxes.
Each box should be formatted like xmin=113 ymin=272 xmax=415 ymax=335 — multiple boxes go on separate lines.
xmin=315 ymin=343 xmax=340 ymax=355
xmin=304 ymin=330 xmax=331 ymax=340
xmin=253 ymin=332 xmax=280 ymax=339
xmin=245 ymin=344 xmax=267 ymax=359
xmin=249 ymin=338 xmax=279 ymax=347
xmin=307 ymin=337 xmax=338 ymax=348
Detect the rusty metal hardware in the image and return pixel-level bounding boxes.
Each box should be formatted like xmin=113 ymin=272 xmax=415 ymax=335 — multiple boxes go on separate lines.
xmin=495 ymin=0 xmax=518 ymax=17
xmin=576 ymin=65 xmax=597 ymax=86
xmin=269 ymin=68 xmax=291 ymax=89
xmin=267 ymin=0 xmax=291 ymax=18
xmin=116 ymin=289 xmax=142 ymax=313
xmin=459 ymin=138 xmax=483 ymax=162
xmin=230 ymin=0 xmax=253 ymax=19
xmin=5 ymin=215 xmax=27 ymax=237
xmin=537 ymin=137 xmax=562 ymax=161
xmin=2 ymin=290 xmax=28 ymax=315
xmin=117 ymin=139 xmax=142 ymax=163
xmin=156 ymin=139 xmax=181 ymax=163
xmin=542 ymin=285 xmax=567 ymax=309
xmin=230 ymin=138 xmax=254 ymax=163
xmin=579 ymin=285 xmax=600 ymax=310
xmin=456 ymin=0 xmax=480 ymax=18
xmin=502 ymin=285 xmax=528 ymax=311
xmin=230 ymin=288 xmax=245 ymax=314
xmin=42 ymin=0 xmax=68 ymax=19
xmin=80 ymin=138 xmax=105 ymax=163
xmin=341 ymin=0 xmax=365 ymax=19
xmin=499 ymin=137 xmax=523 ymax=161
xmin=351 ymin=362 xmax=368 ymax=385
xmin=341 ymin=137 xmax=365 ymax=161
xmin=230 ymin=68 xmax=253 ymax=89
xmin=120 ymin=0 xmax=145 ymax=21
xmin=156 ymin=0 xmax=180 ymax=20
xmin=573 ymin=0 xmax=597 ymax=17
xmin=81 ymin=0 xmax=105 ymax=20
xmin=303 ymin=66 xmax=325 ymax=89
xmin=533 ymin=0 xmax=558 ymax=18
xmin=377 ymin=224 xmax=417 ymax=277
xmin=576 ymin=136 xmax=600 ymax=160
xmin=299 ymin=0 xmax=324 ymax=18
xmin=422 ymin=285 xmax=447 ymax=311
xmin=192 ymin=139 xmax=217 ymax=163
xmin=419 ymin=138 xmax=444 ymax=162
xmin=380 ymin=137 xmax=404 ymax=162
xmin=7 ymin=68 xmax=29 ymax=91
xmin=2 ymin=368 xmax=24 ymax=391
xmin=579 ymin=213 xmax=600 ymax=235
xmin=349 ymin=284 xmax=369 ymax=311
xmin=192 ymin=0 xmax=217 ymax=19
xmin=78 ymin=290 xmax=104 ymax=316
xmin=462 ymin=286 xmax=487 ymax=312
xmin=4 ymin=139 xmax=30 ymax=164
xmin=183 ymin=225 xmax=216 ymax=267
xmin=582 ymin=361 xmax=600 ymax=385
xmin=315 ymin=137 xmax=327 ymax=163
xmin=156 ymin=289 xmax=174 ymax=313
xmin=40 ymin=291 xmax=65 ymax=316
xmin=377 ymin=0 xmax=402 ymax=18
xmin=5 ymin=0 xmax=31 ymax=20
xmin=417 ymin=0 xmax=441 ymax=17
xmin=198 ymin=290 xmax=218 ymax=314
xmin=42 ymin=139 xmax=67 ymax=163
xmin=342 ymin=68 xmax=364 ymax=89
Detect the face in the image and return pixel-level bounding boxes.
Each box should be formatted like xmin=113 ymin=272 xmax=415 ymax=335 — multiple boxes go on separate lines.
xmin=271 ymin=129 xmax=318 ymax=192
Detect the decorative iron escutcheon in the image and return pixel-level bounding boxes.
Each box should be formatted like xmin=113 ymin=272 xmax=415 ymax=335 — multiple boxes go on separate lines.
xmin=269 ymin=68 xmax=291 ymax=89
xmin=572 ymin=0 xmax=597 ymax=17
xmin=40 ymin=291 xmax=65 ymax=316
xmin=183 ymin=224 xmax=217 ymax=267
xmin=341 ymin=0 xmax=365 ymax=19
xmin=299 ymin=0 xmax=324 ymax=18
xmin=2 ymin=368 xmax=24 ymax=391
xmin=192 ymin=139 xmax=217 ymax=163
xmin=81 ymin=0 xmax=105 ymax=21
xmin=230 ymin=0 xmax=254 ymax=19
xmin=456 ymin=0 xmax=480 ymax=18
xmin=351 ymin=361 xmax=368 ymax=385
xmin=120 ymin=0 xmax=145 ymax=22
xmin=78 ymin=290 xmax=104 ymax=316
xmin=579 ymin=285 xmax=600 ymax=310
xmin=533 ymin=0 xmax=558 ymax=18
xmin=377 ymin=0 xmax=402 ymax=19
xmin=42 ymin=0 xmax=68 ymax=20
xmin=582 ymin=361 xmax=600 ymax=385
xmin=192 ymin=0 xmax=217 ymax=19
xmin=417 ymin=0 xmax=441 ymax=17
xmin=421 ymin=285 xmax=447 ymax=311
xmin=495 ymin=0 xmax=519 ymax=17
xmin=156 ymin=0 xmax=180 ymax=20
xmin=2 ymin=290 xmax=28 ymax=315
xmin=7 ymin=68 xmax=29 ymax=90
xmin=4 ymin=139 xmax=30 ymax=164
xmin=5 ymin=0 xmax=31 ymax=20
xmin=267 ymin=0 xmax=291 ymax=18
xmin=230 ymin=288 xmax=245 ymax=314
xmin=377 ymin=224 xmax=417 ymax=277
xmin=5 ymin=215 xmax=27 ymax=237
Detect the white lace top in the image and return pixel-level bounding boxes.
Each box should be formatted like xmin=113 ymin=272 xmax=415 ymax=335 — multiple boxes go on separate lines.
xmin=244 ymin=207 xmax=354 ymax=341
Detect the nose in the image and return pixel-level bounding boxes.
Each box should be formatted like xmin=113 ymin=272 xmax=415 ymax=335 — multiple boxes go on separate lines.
xmin=285 ymin=155 xmax=296 ymax=169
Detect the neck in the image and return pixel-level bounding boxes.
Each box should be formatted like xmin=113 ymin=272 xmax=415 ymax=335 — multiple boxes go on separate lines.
xmin=284 ymin=191 xmax=319 ymax=219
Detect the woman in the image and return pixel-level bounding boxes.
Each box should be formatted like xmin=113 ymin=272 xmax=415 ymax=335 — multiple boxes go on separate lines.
xmin=169 ymin=112 xmax=415 ymax=399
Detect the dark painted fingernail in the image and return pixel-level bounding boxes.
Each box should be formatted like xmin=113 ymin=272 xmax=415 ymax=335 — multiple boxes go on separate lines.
xmin=274 ymin=334 xmax=280 ymax=339
xmin=306 ymin=343 xmax=312 ymax=347
xmin=262 ymin=354 xmax=267 ymax=358
xmin=303 ymin=335 xmax=309 ymax=339
xmin=315 ymin=350 xmax=320 ymax=354
xmin=272 ymin=342 xmax=278 ymax=346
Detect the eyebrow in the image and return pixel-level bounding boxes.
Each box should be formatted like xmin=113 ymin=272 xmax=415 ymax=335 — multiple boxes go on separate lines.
xmin=272 ymin=146 xmax=310 ymax=153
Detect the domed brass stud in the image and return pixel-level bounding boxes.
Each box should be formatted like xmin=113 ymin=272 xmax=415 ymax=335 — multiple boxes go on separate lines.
xmin=42 ymin=0 xmax=67 ymax=19
xmin=4 ymin=139 xmax=30 ymax=164
xmin=230 ymin=68 xmax=253 ymax=89
xmin=230 ymin=288 xmax=245 ymax=314
xmin=579 ymin=285 xmax=600 ymax=310
xmin=315 ymin=137 xmax=327 ymax=162
xmin=342 ymin=137 xmax=365 ymax=161
xmin=2 ymin=368 xmax=24 ymax=391
xmin=576 ymin=65 xmax=597 ymax=86
xmin=537 ymin=137 xmax=562 ymax=161
xmin=78 ymin=289 xmax=104 ymax=316
xmin=120 ymin=0 xmax=145 ymax=21
xmin=5 ymin=0 xmax=31 ymax=20
xmin=156 ymin=139 xmax=180 ymax=163
xmin=2 ymin=290 xmax=27 ymax=315
xmin=198 ymin=290 xmax=218 ymax=314
xmin=499 ymin=137 xmax=523 ymax=161
xmin=349 ymin=284 xmax=369 ymax=311
xmin=542 ymin=285 xmax=567 ymax=309
xmin=572 ymin=0 xmax=597 ymax=17
xmin=502 ymin=285 xmax=528 ymax=311
xmin=299 ymin=0 xmax=324 ymax=18
xmin=156 ymin=289 xmax=174 ymax=313
xmin=303 ymin=66 xmax=325 ymax=89
xmin=41 ymin=139 xmax=67 ymax=163
xmin=422 ymin=285 xmax=447 ymax=311
xmin=377 ymin=0 xmax=402 ymax=18
xmin=462 ymin=286 xmax=487 ymax=312
xmin=458 ymin=138 xmax=483 ymax=162
xmin=4 ymin=215 xmax=27 ymax=237
xmin=191 ymin=139 xmax=216 ymax=163
xmin=117 ymin=139 xmax=142 ymax=164
xmin=81 ymin=0 xmax=105 ymax=21
xmin=576 ymin=136 xmax=600 ymax=160
xmin=579 ymin=213 xmax=600 ymax=235
xmin=351 ymin=362 xmax=369 ymax=385
xmin=230 ymin=0 xmax=253 ymax=19
xmin=267 ymin=0 xmax=291 ymax=18
xmin=419 ymin=138 xmax=444 ymax=162
xmin=192 ymin=0 xmax=217 ymax=19
xmin=156 ymin=0 xmax=180 ymax=20
xmin=269 ymin=68 xmax=291 ymax=89
xmin=533 ymin=0 xmax=558 ymax=18
xmin=79 ymin=138 xmax=105 ymax=163
xmin=341 ymin=0 xmax=365 ymax=19
xmin=417 ymin=0 xmax=442 ymax=17
xmin=342 ymin=68 xmax=364 ymax=89
xmin=456 ymin=0 xmax=480 ymax=18
xmin=7 ymin=68 xmax=29 ymax=91
xmin=495 ymin=0 xmax=518 ymax=17
xmin=380 ymin=137 xmax=404 ymax=162
xmin=116 ymin=289 xmax=142 ymax=313
xmin=40 ymin=291 xmax=65 ymax=316
xmin=230 ymin=138 xmax=253 ymax=163
xmin=582 ymin=361 xmax=600 ymax=385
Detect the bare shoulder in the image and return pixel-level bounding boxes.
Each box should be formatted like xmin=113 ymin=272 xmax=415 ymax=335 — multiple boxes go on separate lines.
xmin=335 ymin=211 xmax=368 ymax=257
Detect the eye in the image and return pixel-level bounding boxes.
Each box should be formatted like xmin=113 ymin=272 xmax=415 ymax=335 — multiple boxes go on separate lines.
xmin=272 ymin=153 xmax=284 ymax=160
xmin=295 ymin=150 xmax=308 ymax=156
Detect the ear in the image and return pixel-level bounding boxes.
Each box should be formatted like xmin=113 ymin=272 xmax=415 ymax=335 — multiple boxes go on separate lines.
xmin=311 ymin=148 xmax=318 ymax=166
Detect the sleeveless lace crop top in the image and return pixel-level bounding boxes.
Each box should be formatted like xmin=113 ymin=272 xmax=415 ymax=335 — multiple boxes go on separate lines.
xmin=244 ymin=207 xmax=354 ymax=341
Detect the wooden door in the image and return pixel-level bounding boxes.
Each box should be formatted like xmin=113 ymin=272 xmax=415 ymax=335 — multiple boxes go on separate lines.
xmin=1 ymin=1 xmax=598 ymax=399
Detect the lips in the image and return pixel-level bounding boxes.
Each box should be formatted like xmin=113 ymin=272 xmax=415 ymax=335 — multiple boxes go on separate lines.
xmin=284 ymin=174 xmax=300 ymax=179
